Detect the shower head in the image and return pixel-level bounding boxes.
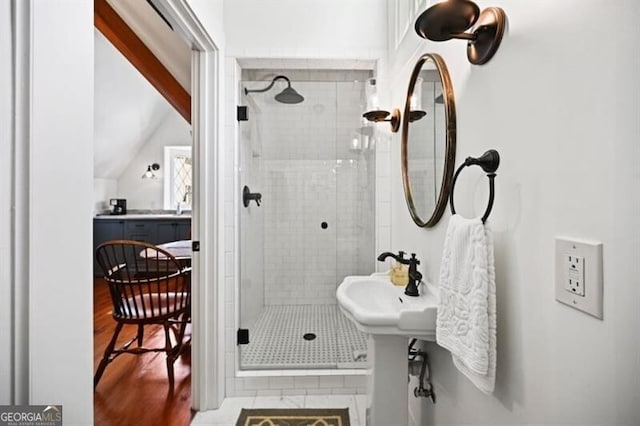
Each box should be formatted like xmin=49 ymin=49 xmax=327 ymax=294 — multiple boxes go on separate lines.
xmin=275 ymin=87 xmax=304 ymax=104
xmin=244 ymin=75 xmax=304 ymax=104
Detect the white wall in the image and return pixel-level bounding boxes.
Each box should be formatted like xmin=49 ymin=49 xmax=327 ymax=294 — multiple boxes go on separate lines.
xmin=116 ymin=108 xmax=191 ymax=210
xmin=94 ymin=29 xmax=173 ymax=180
xmin=185 ymin=0 xmax=225 ymax=49
xmin=383 ymin=1 xmax=640 ymax=425
xmin=27 ymin=1 xmax=94 ymax=423
xmin=223 ymin=0 xmax=387 ymax=59
xmin=0 ymin=0 xmax=12 ymax=403
xmin=93 ymin=178 xmax=118 ymax=213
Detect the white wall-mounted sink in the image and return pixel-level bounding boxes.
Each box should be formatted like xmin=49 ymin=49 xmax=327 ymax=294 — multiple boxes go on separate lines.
xmin=337 ymin=272 xmax=439 ymax=426
xmin=336 ymin=272 xmax=438 ymax=340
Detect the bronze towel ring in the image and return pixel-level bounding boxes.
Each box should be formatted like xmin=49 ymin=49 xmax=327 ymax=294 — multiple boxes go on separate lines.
xmin=449 ymin=149 xmax=500 ymax=223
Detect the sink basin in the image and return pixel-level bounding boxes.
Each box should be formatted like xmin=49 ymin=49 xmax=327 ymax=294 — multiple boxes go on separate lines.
xmin=338 ymin=272 xmax=439 ymax=425
xmin=336 ymin=272 xmax=438 ymax=340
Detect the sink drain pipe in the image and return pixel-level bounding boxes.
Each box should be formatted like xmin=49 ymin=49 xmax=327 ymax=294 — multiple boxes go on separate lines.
xmin=408 ymin=338 xmax=436 ymax=403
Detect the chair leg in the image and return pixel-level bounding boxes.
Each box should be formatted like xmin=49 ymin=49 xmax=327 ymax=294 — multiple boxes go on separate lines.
xmin=174 ymin=315 xmax=188 ymax=353
xmin=94 ymin=322 xmax=124 ymax=389
xmin=137 ymin=324 xmax=144 ymax=347
xmin=163 ymin=322 xmax=175 ymax=390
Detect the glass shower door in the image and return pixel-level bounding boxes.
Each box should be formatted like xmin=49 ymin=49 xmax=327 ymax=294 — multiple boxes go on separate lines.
xmin=238 ymin=76 xmax=372 ymax=370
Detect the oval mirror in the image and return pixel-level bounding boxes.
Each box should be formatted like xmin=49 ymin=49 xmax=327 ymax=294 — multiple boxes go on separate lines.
xmin=401 ymin=53 xmax=456 ymax=227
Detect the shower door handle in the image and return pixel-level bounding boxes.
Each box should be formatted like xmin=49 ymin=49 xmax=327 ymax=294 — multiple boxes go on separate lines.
xmin=243 ymin=185 xmax=262 ymax=207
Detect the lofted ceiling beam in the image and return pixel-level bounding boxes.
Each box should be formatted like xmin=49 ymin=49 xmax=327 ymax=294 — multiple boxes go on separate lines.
xmin=94 ymin=0 xmax=191 ymax=123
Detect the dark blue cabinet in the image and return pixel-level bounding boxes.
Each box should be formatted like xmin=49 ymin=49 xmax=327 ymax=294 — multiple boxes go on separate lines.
xmin=93 ymin=219 xmax=125 ymax=275
xmin=93 ymin=217 xmax=191 ymax=276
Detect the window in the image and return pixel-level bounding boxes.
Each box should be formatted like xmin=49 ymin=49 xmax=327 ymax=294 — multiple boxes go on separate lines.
xmin=164 ymin=146 xmax=192 ymax=210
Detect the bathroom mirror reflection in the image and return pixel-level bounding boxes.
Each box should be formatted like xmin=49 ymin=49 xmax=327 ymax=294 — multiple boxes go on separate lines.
xmin=401 ymin=53 xmax=456 ymax=227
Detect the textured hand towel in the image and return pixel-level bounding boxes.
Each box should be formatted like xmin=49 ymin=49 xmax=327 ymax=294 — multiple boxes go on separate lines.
xmin=436 ymin=214 xmax=496 ymax=394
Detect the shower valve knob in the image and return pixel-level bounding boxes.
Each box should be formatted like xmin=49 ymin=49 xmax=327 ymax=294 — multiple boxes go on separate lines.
xmin=243 ymin=185 xmax=262 ymax=207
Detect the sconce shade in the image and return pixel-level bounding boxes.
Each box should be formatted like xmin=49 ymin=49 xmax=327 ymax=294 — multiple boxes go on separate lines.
xmin=142 ymin=163 xmax=160 ymax=179
xmin=362 ymin=109 xmax=401 ymax=133
xmin=414 ymin=0 xmax=507 ymax=65
xmin=362 ymin=110 xmax=391 ymax=122
xmin=414 ymin=0 xmax=480 ymax=42
xmin=408 ymin=110 xmax=427 ymax=122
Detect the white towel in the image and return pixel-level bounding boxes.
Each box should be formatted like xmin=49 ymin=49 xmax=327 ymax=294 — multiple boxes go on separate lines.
xmin=436 ymin=214 xmax=496 ymax=394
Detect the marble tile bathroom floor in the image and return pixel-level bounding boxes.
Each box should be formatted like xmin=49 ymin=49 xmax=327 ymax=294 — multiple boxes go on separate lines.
xmin=191 ymin=394 xmax=367 ymax=426
xmin=240 ymin=304 xmax=368 ymax=369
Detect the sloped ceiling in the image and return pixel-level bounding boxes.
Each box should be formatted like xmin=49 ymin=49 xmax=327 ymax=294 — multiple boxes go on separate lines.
xmin=107 ymin=0 xmax=191 ymax=93
xmin=94 ymin=0 xmax=191 ymax=180
xmin=94 ymin=29 xmax=172 ymax=179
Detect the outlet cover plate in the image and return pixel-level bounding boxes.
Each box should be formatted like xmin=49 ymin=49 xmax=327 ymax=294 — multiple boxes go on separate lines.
xmin=555 ymin=237 xmax=603 ymax=319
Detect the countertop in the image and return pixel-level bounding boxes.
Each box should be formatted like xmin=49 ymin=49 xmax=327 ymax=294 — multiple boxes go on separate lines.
xmin=94 ymin=213 xmax=191 ymax=220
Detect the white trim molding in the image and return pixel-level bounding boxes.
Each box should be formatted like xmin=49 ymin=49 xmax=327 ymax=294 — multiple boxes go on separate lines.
xmin=9 ymin=0 xmax=31 ymax=405
xmin=0 ymin=0 xmax=12 ymax=403
xmin=393 ymin=0 xmax=428 ymax=50
xmin=153 ymin=0 xmax=224 ymax=411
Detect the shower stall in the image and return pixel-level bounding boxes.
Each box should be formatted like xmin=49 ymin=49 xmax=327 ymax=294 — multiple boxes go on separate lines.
xmin=238 ymin=69 xmax=375 ymax=370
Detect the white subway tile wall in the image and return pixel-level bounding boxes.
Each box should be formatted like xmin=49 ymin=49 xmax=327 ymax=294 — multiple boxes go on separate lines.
xmin=243 ymin=80 xmax=375 ymax=306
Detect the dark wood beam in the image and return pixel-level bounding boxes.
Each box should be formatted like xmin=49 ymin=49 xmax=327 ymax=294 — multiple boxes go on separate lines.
xmin=94 ymin=0 xmax=191 ymax=123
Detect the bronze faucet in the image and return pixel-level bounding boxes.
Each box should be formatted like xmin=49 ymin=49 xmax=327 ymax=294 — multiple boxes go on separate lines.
xmin=377 ymin=251 xmax=423 ymax=297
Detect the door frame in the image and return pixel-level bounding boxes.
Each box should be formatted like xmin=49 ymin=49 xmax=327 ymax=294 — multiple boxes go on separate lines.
xmin=153 ymin=0 xmax=224 ymax=410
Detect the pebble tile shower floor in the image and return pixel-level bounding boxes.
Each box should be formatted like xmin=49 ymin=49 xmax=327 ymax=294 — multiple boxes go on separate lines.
xmin=240 ymin=305 xmax=368 ymax=369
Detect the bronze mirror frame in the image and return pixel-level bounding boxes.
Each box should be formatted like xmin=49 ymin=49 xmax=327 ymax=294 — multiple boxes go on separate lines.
xmin=401 ymin=53 xmax=456 ymax=227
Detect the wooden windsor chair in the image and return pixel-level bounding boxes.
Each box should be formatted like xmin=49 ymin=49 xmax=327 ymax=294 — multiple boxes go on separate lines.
xmin=94 ymin=240 xmax=191 ymax=390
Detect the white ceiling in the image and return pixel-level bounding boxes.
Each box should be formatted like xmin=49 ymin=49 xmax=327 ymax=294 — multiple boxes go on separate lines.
xmin=106 ymin=0 xmax=191 ymax=93
xmin=94 ymin=0 xmax=191 ymax=180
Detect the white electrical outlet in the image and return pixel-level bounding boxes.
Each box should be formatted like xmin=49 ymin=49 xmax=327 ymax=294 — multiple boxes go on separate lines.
xmin=555 ymin=237 xmax=603 ymax=319
xmin=565 ymin=254 xmax=585 ymax=296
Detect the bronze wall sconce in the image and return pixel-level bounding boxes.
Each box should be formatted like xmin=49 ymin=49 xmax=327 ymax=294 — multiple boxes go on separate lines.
xmin=414 ymin=0 xmax=506 ymax=65
xmin=363 ymin=109 xmax=401 ymax=133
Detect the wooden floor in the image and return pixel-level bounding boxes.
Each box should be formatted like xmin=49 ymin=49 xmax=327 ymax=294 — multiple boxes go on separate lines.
xmin=94 ymin=278 xmax=193 ymax=426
